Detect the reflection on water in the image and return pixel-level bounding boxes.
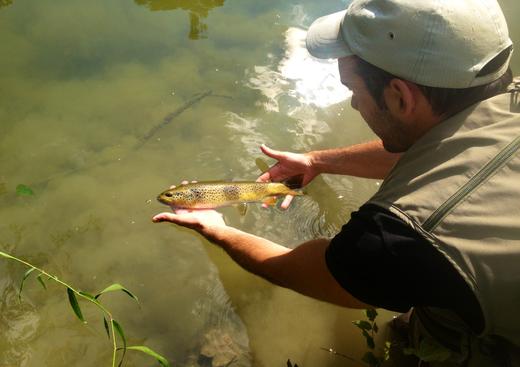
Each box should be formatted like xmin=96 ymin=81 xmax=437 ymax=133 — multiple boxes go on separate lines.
xmin=247 ymin=27 xmax=350 ymax=112
xmin=135 ymin=0 xmax=225 ymax=39
xmin=0 ymin=0 xmax=12 ymax=9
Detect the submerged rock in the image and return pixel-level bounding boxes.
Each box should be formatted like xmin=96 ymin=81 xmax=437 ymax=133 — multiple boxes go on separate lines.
xmin=200 ymin=329 xmax=240 ymax=367
xmin=185 ymin=327 xmax=250 ymax=367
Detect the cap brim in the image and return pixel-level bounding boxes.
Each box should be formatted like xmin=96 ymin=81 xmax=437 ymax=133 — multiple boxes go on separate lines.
xmin=306 ymin=10 xmax=353 ymax=59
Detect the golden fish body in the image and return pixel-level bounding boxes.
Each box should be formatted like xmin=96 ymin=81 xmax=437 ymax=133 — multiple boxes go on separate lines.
xmin=157 ymin=181 xmax=302 ymax=209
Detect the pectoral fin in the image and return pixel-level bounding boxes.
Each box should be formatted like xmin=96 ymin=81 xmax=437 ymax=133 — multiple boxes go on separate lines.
xmin=262 ymin=196 xmax=278 ymax=207
xmin=255 ymin=157 xmax=270 ymax=174
xmin=237 ymin=203 xmax=248 ymax=216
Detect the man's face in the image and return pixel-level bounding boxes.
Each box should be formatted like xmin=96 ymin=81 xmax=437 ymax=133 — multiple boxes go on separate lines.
xmin=338 ymin=57 xmax=411 ymax=153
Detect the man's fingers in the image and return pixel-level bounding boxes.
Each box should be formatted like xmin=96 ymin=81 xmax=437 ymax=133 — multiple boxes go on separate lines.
xmin=280 ymin=195 xmax=294 ymax=210
xmin=257 ymin=162 xmax=289 ymax=183
xmin=171 ymin=180 xmax=198 ymax=189
xmin=152 ymin=212 xmax=178 ymax=223
xmin=260 ymin=195 xmax=293 ymax=209
xmin=257 ymin=171 xmax=271 ymax=182
xmin=260 ymin=144 xmax=285 ymax=160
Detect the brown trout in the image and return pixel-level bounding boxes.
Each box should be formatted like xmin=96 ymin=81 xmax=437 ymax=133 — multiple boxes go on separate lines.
xmin=157 ymin=181 xmax=302 ymax=209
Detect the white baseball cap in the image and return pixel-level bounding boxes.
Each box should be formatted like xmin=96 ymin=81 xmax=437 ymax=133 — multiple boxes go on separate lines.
xmin=306 ymin=0 xmax=513 ymax=88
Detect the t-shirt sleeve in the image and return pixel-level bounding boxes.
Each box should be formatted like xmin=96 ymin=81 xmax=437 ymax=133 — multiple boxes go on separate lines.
xmin=325 ymin=204 xmax=483 ymax=331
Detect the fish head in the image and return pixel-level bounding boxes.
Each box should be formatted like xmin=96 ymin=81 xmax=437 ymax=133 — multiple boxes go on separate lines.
xmin=157 ymin=187 xmax=188 ymax=207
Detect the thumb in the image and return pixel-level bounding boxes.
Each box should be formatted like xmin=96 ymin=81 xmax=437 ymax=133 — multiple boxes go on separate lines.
xmin=260 ymin=144 xmax=285 ymax=160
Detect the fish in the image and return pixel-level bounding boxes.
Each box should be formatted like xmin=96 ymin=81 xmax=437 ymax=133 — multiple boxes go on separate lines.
xmin=157 ymin=181 xmax=303 ymax=209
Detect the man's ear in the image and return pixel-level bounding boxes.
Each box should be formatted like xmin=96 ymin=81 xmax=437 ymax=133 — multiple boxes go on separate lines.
xmin=384 ymin=79 xmax=417 ymax=117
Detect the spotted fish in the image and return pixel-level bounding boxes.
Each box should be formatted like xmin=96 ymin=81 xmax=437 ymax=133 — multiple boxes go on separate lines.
xmin=157 ymin=181 xmax=302 ymax=209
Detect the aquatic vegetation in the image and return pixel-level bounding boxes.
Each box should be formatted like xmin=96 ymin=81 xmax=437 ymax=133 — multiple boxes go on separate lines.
xmin=352 ymin=309 xmax=391 ymax=367
xmin=0 ymin=0 xmax=12 ymax=9
xmin=15 ymin=184 xmax=35 ymax=197
xmin=0 ymin=250 xmax=170 ymax=367
xmin=321 ymin=309 xmax=391 ymax=366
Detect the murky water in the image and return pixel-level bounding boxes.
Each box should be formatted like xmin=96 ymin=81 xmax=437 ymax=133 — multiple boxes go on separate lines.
xmin=1 ymin=1 xmax=518 ymax=366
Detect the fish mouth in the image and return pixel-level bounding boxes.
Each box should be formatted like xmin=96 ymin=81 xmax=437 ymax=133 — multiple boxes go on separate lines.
xmin=157 ymin=194 xmax=169 ymax=205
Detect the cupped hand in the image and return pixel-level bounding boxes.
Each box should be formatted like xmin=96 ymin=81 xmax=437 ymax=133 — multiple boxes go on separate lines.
xmin=257 ymin=144 xmax=317 ymax=209
xmin=152 ymin=209 xmax=226 ymax=233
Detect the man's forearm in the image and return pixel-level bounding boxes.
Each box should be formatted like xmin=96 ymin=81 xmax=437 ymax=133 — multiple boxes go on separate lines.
xmin=309 ymin=139 xmax=401 ymax=179
xmin=201 ymin=224 xmax=369 ymax=309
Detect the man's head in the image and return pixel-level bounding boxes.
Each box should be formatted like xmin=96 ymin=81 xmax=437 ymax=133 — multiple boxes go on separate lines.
xmin=306 ymin=0 xmax=514 ymax=152
xmin=306 ymin=0 xmax=513 ymax=89
xmin=338 ymin=56 xmax=443 ymax=152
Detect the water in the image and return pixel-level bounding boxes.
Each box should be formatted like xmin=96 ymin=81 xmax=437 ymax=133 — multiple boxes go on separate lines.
xmin=0 ymin=1 xmax=518 ymax=366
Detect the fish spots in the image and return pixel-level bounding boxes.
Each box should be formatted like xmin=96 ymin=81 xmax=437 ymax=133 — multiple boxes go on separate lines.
xmin=190 ymin=188 xmax=205 ymax=200
xmin=157 ymin=181 xmax=297 ymax=209
xmin=223 ymin=185 xmax=240 ymax=201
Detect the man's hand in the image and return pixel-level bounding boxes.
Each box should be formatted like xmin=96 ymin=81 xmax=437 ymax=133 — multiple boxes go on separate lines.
xmin=152 ymin=209 xmax=226 ymax=234
xmin=257 ymin=144 xmax=318 ymax=209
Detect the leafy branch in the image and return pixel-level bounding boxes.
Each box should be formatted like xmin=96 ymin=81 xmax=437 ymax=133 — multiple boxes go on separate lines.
xmin=352 ymin=309 xmax=391 ymax=367
xmin=0 ymin=249 xmax=169 ymax=367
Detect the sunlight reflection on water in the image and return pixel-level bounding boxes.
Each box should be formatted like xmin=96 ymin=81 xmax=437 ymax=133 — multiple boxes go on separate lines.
xmin=248 ymin=27 xmax=350 ymax=112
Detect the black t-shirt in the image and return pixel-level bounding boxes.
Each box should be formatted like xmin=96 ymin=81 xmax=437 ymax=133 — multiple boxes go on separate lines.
xmin=326 ymin=204 xmax=484 ymax=333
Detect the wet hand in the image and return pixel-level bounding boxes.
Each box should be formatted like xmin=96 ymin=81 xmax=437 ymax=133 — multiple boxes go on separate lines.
xmin=152 ymin=209 xmax=226 ymax=232
xmin=257 ymin=144 xmax=316 ymax=209
xmin=153 ymin=180 xmax=226 ymax=231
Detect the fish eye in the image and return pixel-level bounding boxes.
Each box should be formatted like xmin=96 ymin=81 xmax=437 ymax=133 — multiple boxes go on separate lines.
xmin=165 ymin=192 xmax=173 ymax=197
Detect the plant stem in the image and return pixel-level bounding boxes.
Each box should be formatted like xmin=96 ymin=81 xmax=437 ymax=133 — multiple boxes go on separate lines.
xmin=1 ymin=251 xmax=119 ymax=367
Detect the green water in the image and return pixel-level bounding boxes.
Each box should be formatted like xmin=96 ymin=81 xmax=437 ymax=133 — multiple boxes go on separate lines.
xmin=0 ymin=1 xmax=519 ymax=366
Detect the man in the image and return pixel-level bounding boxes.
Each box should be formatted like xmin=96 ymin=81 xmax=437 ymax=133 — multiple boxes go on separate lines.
xmin=154 ymin=0 xmax=520 ymax=365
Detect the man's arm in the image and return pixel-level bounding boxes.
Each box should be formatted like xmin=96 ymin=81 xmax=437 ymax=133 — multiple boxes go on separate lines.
xmin=258 ymin=140 xmax=401 ymax=208
xmin=308 ymin=140 xmax=401 ymax=180
xmin=259 ymin=140 xmax=401 ymax=185
xmin=153 ymin=210 xmax=370 ymax=309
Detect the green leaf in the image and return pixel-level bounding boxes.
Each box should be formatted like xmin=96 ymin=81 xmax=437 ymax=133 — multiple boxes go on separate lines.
xmin=353 ymin=320 xmax=372 ymax=331
xmin=113 ymin=319 xmax=126 ymax=347
xmin=95 ymin=283 xmax=139 ymax=305
xmin=18 ymin=268 xmax=36 ymax=301
xmin=0 ymin=250 xmax=16 ymax=260
xmin=67 ymin=288 xmax=85 ymax=323
xmin=36 ymin=274 xmax=47 ymax=290
xmin=406 ymin=338 xmax=452 ymax=362
xmin=103 ymin=317 xmax=110 ymax=340
xmin=112 ymin=319 xmax=126 ymax=367
xmin=126 ymin=346 xmax=170 ymax=367
xmin=383 ymin=341 xmax=392 ymax=361
xmin=362 ymin=330 xmax=375 ymax=349
xmin=365 ymin=308 xmax=378 ymax=321
xmin=16 ymin=184 xmax=35 ymax=196
xmin=78 ymin=291 xmax=96 ymax=300
xmin=361 ymin=351 xmax=380 ymax=367
xmin=403 ymin=347 xmax=416 ymax=356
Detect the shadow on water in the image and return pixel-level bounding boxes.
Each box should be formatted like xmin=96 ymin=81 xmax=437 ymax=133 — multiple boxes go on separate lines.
xmin=134 ymin=0 xmax=225 ymax=40
xmin=0 ymin=0 xmax=12 ymax=9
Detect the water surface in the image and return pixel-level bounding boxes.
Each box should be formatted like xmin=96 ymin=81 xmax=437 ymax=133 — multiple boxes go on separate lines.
xmin=0 ymin=1 xmax=518 ymax=366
